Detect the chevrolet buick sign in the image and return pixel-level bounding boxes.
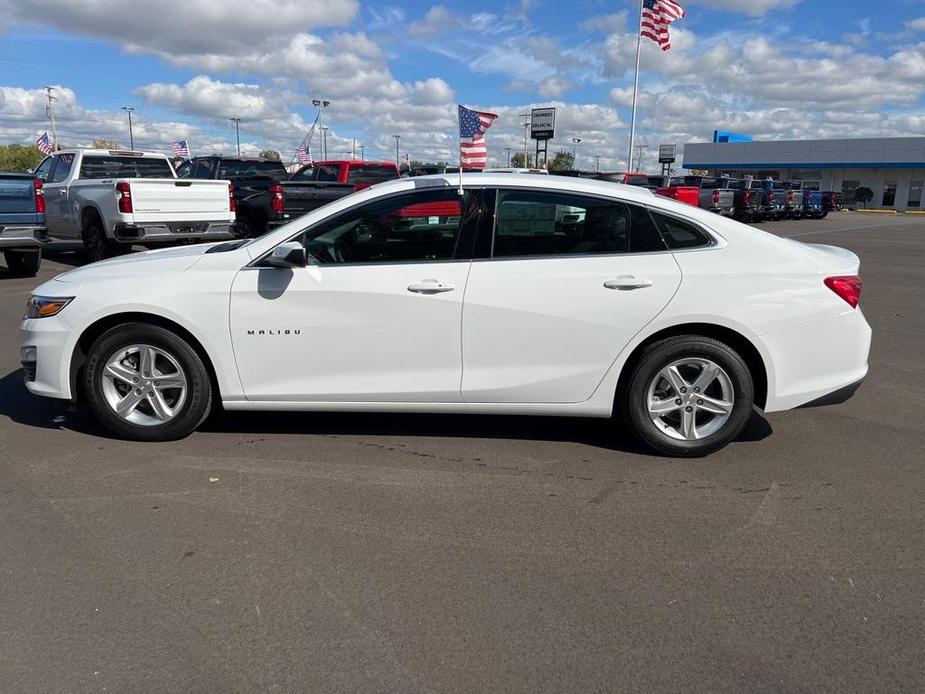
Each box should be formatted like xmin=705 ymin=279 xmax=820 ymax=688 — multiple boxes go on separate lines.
xmin=530 ymin=108 xmax=555 ymax=140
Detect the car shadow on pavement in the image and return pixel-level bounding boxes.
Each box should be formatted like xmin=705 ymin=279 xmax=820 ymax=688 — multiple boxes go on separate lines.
xmin=0 ymin=368 xmax=773 ymax=453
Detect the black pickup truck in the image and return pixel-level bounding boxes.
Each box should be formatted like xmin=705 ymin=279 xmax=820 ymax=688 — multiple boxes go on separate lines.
xmin=176 ymin=157 xmax=346 ymax=237
xmin=0 ymin=173 xmax=47 ymax=276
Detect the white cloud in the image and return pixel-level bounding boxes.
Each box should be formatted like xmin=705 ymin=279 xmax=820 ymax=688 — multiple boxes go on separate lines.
xmin=538 ymin=76 xmax=575 ymax=98
xmin=685 ymin=0 xmax=801 ymax=17
xmin=408 ymin=5 xmax=461 ymax=37
xmin=579 ymin=11 xmax=628 ymax=34
xmin=906 ymin=17 xmax=925 ymax=31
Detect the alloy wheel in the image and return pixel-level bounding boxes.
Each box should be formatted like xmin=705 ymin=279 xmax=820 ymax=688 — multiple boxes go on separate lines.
xmin=100 ymin=344 xmax=188 ymax=426
xmin=646 ymin=358 xmax=735 ymax=441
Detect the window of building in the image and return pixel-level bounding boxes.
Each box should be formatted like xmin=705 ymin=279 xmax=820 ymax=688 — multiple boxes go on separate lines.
xmin=841 ymin=180 xmax=860 ymax=205
xmin=789 ymin=169 xmax=823 ymax=182
xmin=492 ymin=190 xmax=665 ymax=259
xmin=908 ymin=181 xmax=923 ymax=208
xmin=882 ymin=181 xmax=897 ymax=207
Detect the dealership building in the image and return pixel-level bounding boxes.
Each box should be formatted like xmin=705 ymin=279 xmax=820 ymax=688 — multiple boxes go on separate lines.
xmin=682 ymin=135 xmax=925 ymax=211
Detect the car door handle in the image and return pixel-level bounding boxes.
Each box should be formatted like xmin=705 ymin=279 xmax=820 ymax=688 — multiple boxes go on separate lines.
xmin=407 ymin=280 xmax=456 ymax=294
xmin=604 ymin=276 xmax=653 ymax=290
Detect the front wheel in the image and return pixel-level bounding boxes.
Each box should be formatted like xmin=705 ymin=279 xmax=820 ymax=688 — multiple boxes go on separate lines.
xmin=3 ymin=249 xmax=41 ymax=276
xmin=622 ymin=336 xmax=755 ymax=457
xmin=83 ymin=323 xmax=213 ymax=441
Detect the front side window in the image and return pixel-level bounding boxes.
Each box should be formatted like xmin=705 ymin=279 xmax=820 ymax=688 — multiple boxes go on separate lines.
xmin=295 ymin=190 xmax=465 ymax=265
xmin=492 ymin=190 xmax=665 ymax=258
xmin=650 ymin=212 xmax=712 ymax=250
xmin=49 ymin=153 xmax=75 ymax=183
xmin=33 ymin=156 xmax=53 ymax=181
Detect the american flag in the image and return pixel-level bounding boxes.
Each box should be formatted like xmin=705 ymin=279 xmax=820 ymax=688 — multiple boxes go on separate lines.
xmin=641 ymin=0 xmax=685 ymax=51
xmin=170 ymin=140 xmax=190 ymax=157
xmin=458 ymin=104 xmax=498 ymax=169
xmin=297 ymin=146 xmax=313 ymax=165
xmin=35 ymin=132 xmax=53 ymax=155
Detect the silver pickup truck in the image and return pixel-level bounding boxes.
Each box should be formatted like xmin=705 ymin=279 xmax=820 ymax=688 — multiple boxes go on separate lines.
xmin=0 ymin=172 xmax=47 ymax=276
xmin=35 ymin=149 xmax=237 ymax=262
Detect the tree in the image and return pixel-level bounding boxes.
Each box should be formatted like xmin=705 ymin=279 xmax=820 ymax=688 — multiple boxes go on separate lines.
xmin=510 ymin=152 xmax=534 ymax=168
xmin=854 ymin=186 xmax=874 ymax=209
xmin=547 ymin=150 xmax=575 ymax=172
xmin=92 ymin=138 xmax=121 ymax=149
xmin=259 ymin=149 xmax=281 ymax=160
xmin=0 ymin=144 xmax=45 ymax=172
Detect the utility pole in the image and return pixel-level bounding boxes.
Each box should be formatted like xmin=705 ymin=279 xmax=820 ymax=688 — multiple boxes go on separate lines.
xmin=634 ymin=144 xmax=649 ymax=172
xmin=518 ymin=112 xmax=530 ymax=168
xmin=229 ymin=117 xmax=241 ymax=156
xmin=594 ymin=155 xmax=601 ymax=172
xmin=121 ymin=107 xmax=135 ymax=149
xmin=392 ymin=134 xmax=400 ymax=168
xmin=352 ymin=137 xmax=356 ymax=160
xmin=311 ymin=99 xmax=331 ymax=159
xmin=43 ymin=86 xmax=58 ymax=151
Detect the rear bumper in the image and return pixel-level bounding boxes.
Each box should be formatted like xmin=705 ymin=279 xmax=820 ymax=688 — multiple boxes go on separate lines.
xmin=0 ymin=225 xmax=46 ymax=249
xmin=113 ymin=221 xmax=237 ymax=243
xmin=762 ymin=308 xmax=872 ymax=412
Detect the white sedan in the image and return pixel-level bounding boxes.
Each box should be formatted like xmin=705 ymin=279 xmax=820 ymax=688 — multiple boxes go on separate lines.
xmin=20 ymin=174 xmax=871 ymax=457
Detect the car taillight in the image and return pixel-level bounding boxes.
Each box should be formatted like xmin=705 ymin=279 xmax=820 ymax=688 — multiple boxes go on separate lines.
xmin=116 ymin=181 xmax=133 ymax=213
xmin=766 ymin=191 xmax=775 ymax=205
xmin=228 ymin=183 xmax=237 ymax=213
xmin=787 ymin=191 xmax=794 ymax=203
xmin=743 ymin=190 xmax=751 ymax=205
xmin=33 ymin=178 xmax=45 ymax=214
xmin=825 ymin=275 xmax=862 ymax=309
xmin=270 ymin=183 xmax=285 ymax=214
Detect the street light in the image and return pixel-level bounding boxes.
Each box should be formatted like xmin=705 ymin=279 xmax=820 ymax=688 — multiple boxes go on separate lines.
xmin=312 ymin=99 xmax=331 ymax=158
xmin=320 ymin=126 xmax=329 ymax=162
xmin=505 ymin=147 xmax=512 ymax=166
xmin=392 ymin=135 xmax=401 ymax=168
xmin=121 ymin=107 xmax=135 ymax=150
xmin=571 ymin=137 xmax=582 ymax=166
xmin=229 ymin=117 xmax=241 ymax=156
xmin=594 ymin=155 xmax=601 ymax=172
xmin=519 ymin=113 xmax=530 ymax=167
xmin=358 ymin=144 xmax=365 ymax=161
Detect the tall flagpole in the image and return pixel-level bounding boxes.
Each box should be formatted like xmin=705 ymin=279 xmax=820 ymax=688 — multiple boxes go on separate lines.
xmin=627 ymin=0 xmax=644 ymax=172
xmin=457 ymin=105 xmax=464 ymax=196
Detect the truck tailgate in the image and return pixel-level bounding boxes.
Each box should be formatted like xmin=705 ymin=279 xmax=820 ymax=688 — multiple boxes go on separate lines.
xmin=127 ymin=179 xmax=233 ymax=222
xmin=0 ymin=174 xmax=40 ymax=224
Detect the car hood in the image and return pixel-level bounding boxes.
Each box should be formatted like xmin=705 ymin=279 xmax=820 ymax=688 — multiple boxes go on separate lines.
xmin=49 ymin=242 xmax=222 ymax=286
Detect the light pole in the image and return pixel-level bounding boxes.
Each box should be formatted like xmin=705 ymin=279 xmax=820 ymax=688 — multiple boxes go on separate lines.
xmin=312 ymin=99 xmax=330 ymax=158
xmin=121 ymin=107 xmax=135 ymax=150
xmin=505 ymin=147 xmax=512 ymax=166
xmin=229 ymin=117 xmax=241 ymax=156
xmin=320 ymin=127 xmax=329 ymax=162
xmin=634 ymin=144 xmax=649 ymax=172
xmin=571 ymin=137 xmax=582 ymax=167
xmin=392 ymin=135 xmax=400 ymax=168
xmin=358 ymin=144 xmax=365 ymax=161
xmin=519 ymin=113 xmax=530 ymax=167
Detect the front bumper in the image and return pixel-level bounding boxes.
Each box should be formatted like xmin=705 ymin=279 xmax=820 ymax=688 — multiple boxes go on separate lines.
xmin=0 ymin=225 xmax=47 ymax=249
xmin=761 ymin=307 xmax=872 ymax=412
xmin=21 ymin=313 xmax=78 ymax=400
xmin=113 ymin=221 xmax=237 ymax=244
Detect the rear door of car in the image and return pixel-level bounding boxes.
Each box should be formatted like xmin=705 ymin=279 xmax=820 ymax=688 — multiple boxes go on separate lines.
xmin=461 ymin=187 xmax=682 ymax=404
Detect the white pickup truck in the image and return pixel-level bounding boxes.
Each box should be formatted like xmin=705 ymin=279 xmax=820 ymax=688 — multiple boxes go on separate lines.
xmin=35 ymin=149 xmax=238 ymax=261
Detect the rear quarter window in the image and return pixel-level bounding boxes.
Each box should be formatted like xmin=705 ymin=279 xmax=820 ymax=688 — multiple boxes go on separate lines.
xmin=650 ymin=212 xmax=713 ymax=250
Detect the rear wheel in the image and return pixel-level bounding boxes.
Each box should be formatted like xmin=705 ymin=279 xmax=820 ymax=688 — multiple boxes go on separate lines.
xmin=83 ymin=323 xmax=212 ymax=441
xmin=82 ymin=219 xmax=127 ymax=263
xmin=3 ymin=249 xmax=41 ymax=276
xmin=622 ymin=335 xmax=755 ymax=457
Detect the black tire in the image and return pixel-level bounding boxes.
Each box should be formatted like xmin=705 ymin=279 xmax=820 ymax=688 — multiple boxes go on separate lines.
xmin=622 ymin=335 xmax=755 ymax=457
xmin=82 ymin=323 xmax=212 ymax=441
xmin=3 ymin=249 xmax=41 ymax=276
xmin=818 ymin=211 xmax=829 ymax=219
xmin=82 ymin=219 xmax=127 ymax=263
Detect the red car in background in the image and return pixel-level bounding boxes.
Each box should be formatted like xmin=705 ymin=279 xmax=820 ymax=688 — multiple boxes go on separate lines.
xmin=291 ymin=160 xmax=400 ymax=190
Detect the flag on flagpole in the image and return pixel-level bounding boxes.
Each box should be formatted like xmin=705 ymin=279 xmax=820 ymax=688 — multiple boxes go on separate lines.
xmin=35 ymin=132 xmax=53 ymax=155
xmin=458 ymin=104 xmax=498 ymax=169
xmin=170 ymin=140 xmax=190 ymax=158
xmin=641 ymin=0 xmax=685 ymax=51
xmin=297 ymin=145 xmax=313 ymax=165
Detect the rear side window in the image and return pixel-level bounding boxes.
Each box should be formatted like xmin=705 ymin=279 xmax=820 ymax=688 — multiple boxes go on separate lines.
xmin=347 ymin=165 xmax=396 ymax=185
xmin=625 ymin=175 xmax=648 ymax=186
xmin=79 ymin=156 xmax=173 ymax=179
xmin=650 ymin=212 xmax=712 ymax=249
xmin=492 ymin=190 xmax=666 ymax=258
xmin=292 ymin=165 xmax=340 ymax=182
xmin=217 ymin=160 xmax=286 ymax=179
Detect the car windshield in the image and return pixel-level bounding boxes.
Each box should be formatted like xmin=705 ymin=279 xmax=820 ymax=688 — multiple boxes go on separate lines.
xmin=79 ymin=155 xmax=174 ymax=179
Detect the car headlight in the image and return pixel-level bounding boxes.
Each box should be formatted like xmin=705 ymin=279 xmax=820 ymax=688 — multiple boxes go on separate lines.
xmin=25 ymin=295 xmax=74 ymax=319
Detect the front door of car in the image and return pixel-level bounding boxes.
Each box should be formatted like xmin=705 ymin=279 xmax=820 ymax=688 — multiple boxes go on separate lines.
xmin=41 ymin=153 xmax=78 ymax=237
xmin=229 ymin=187 xmax=485 ymax=402
xmin=461 ymin=189 xmax=683 ymax=404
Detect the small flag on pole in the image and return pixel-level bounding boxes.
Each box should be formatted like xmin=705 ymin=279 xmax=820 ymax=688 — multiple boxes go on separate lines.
xmin=35 ymin=132 xmax=53 ymax=155
xmin=641 ymin=0 xmax=685 ymax=51
xmin=297 ymin=146 xmax=313 ymax=165
xmin=458 ymin=105 xmax=498 ymax=169
xmin=170 ymin=140 xmax=190 ymax=158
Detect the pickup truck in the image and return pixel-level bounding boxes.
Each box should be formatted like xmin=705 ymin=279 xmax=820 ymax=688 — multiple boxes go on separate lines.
xmin=801 ymin=190 xmax=839 ymax=219
xmin=0 ymin=173 xmax=46 ymax=276
xmin=35 ymin=149 xmax=237 ymax=262
xmin=773 ymin=182 xmax=805 ymax=219
xmin=656 ymin=176 xmax=735 ymax=216
xmin=286 ymin=159 xmax=401 ymax=216
xmin=721 ymin=178 xmax=763 ymax=222
xmin=593 ymin=172 xmax=651 ymax=187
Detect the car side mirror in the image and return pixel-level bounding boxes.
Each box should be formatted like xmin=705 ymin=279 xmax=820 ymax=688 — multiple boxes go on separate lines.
xmin=266 ymin=241 xmax=307 ymax=268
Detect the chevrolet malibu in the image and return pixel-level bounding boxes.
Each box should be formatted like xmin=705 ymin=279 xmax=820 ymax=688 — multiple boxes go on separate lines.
xmin=21 ymin=174 xmax=871 ymax=457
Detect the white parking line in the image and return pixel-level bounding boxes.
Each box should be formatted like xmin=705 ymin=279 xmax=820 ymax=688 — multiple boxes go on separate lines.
xmin=781 ymin=221 xmax=922 ymax=238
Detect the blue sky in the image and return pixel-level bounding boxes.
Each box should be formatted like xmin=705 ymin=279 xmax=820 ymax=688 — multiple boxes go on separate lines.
xmin=2 ymin=0 xmax=925 ymax=169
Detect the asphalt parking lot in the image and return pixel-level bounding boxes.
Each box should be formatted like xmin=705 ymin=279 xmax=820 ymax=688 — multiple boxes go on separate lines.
xmin=1 ymin=214 xmax=923 ymax=692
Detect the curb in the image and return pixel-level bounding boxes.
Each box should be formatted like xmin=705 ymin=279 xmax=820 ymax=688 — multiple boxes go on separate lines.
xmin=857 ymin=209 xmax=898 ymax=215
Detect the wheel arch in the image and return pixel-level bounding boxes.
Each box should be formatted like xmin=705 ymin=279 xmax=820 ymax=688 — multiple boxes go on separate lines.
xmin=69 ymin=311 xmax=221 ymax=405
xmin=614 ymin=322 xmax=769 ymax=410
xmin=79 ymin=204 xmax=105 ymax=231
